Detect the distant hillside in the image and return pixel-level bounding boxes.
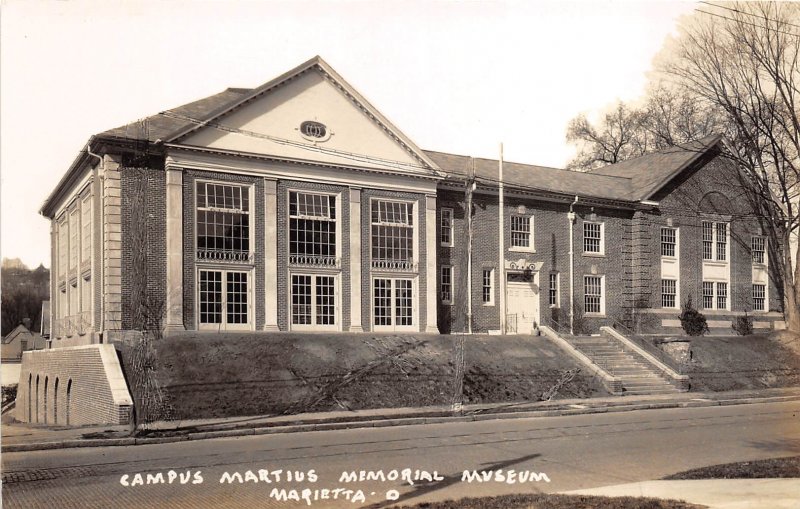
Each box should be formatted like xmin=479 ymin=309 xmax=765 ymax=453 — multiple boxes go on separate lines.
xmin=1 ymin=263 xmax=49 ymax=336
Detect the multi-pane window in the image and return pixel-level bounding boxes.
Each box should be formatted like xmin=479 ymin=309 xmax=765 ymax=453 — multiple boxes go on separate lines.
xmin=441 ymin=266 xmax=453 ymax=304
xmin=701 ymin=281 xmax=728 ymax=310
xmin=58 ymin=219 xmax=67 ymax=278
xmin=584 ymin=275 xmax=603 ymax=314
xmin=226 ymin=272 xmax=249 ymax=324
xmin=440 ymin=208 xmax=453 ymax=247
xmin=81 ymin=195 xmax=92 ymax=264
xmin=373 ymin=278 xmax=414 ymax=328
xmin=510 ymin=215 xmax=532 ymax=248
xmin=702 ymin=222 xmax=713 ymax=260
xmin=661 ymin=227 xmax=677 ymax=257
xmin=69 ymin=209 xmax=79 ymax=270
xmin=702 ymin=281 xmax=714 ymax=309
xmin=291 ymin=274 xmax=336 ymax=327
xmin=371 ymin=200 xmax=414 ymax=268
xmin=702 ymin=221 xmax=728 ymax=261
xmin=661 ymin=279 xmax=677 ymax=308
xmin=753 ymin=284 xmax=766 ymax=311
xmin=583 ymin=222 xmax=603 ymax=254
xmin=716 ymin=223 xmax=727 ymax=261
xmin=716 ymin=282 xmax=728 ymax=310
xmin=752 ymin=236 xmax=766 ymax=264
xmin=289 ymin=191 xmax=336 ymax=265
xmin=482 ymin=269 xmax=494 ymax=305
xmin=549 ymin=272 xmax=559 ymax=307
xmin=81 ymin=276 xmax=91 ymax=314
xmin=199 ymin=270 xmax=249 ymax=328
xmin=196 ymin=182 xmax=251 ymax=261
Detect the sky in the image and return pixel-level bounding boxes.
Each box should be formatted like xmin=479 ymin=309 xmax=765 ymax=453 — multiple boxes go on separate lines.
xmin=0 ymin=0 xmax=698 ymax=269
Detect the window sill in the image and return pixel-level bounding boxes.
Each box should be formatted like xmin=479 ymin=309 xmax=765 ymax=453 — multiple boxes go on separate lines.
xmin=509 ymin=247 xmax=536 ymax=254
xmin=549 ymin=305 xmax=560 ymax=309
xmin=584 ymin=313 xmax=606 ymax=318
xmin=582 ymin=252 xmax=605 ymax=258
xmin=440 ymin=243 xmax=453 ymax=248
xmin=482 ymin=302 xmax=495 ymax=307
xmin=661 ymin=256 xmax=678 ymax=262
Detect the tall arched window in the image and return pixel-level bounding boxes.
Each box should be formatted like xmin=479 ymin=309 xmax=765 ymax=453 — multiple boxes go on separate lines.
xmin=54 ymin=378 xmax=60 ymax=425
xmin=44 ymin=377 xmax=49 ymax=424
xmin=27 ymin=374 xmax=32 ymax=422
xmin=35 ymin=375 xmax=40 ymax=423
xmin=66 ymin=379 xmax=72 ymax=426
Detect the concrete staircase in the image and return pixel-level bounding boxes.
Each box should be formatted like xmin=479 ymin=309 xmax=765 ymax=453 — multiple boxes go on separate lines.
xmin=567 ymin=335 xmax=681 ymax=395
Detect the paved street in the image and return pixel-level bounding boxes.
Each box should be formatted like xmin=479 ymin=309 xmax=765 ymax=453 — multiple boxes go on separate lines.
xmin=2 ymin=400 xmax=799 ymax=508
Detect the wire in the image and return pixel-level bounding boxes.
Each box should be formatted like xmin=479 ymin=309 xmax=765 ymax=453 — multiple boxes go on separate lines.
xmin=698 ymin=1 xmax=800 ymax=32
xmin=695 ymin=8 xmax=800 ymax=38
xmin=158 ymin=111 xmax=787 ymax=222
xmin=159 ymin=110 xmax=435 ymax=174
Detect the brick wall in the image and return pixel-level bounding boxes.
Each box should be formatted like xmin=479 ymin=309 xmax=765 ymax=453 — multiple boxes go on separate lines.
xmin=639 ymin=151 xmax=785 ymax=332
xmin=437 ymin=187 xmax=630 ymax=334
xmin=182 ymin=171 xmax=266 ymax=330
xmin=121 ymin=166 xmax=166 ymax=330
xmin=16 ymin=345 xmax=132 ymax=426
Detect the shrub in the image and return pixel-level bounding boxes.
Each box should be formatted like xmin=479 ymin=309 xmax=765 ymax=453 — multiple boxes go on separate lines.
xmin=732 ymin=313 xmax=754 ymax=336
xmin=2 ymin=384 xmax=18 ymax=406
xmin=680 ymin=296 xmax=709 ymax=336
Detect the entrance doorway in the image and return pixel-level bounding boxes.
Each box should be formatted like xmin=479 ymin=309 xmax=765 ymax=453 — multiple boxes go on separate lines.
xmin=506 ymin=271 xmax=539 ymax=334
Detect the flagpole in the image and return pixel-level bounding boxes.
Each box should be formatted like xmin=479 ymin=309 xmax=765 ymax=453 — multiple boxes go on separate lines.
xmin=498 ymin=144 xmax=506 ymax=335
xmin=466 ymin=158 xmax=474 ymax=335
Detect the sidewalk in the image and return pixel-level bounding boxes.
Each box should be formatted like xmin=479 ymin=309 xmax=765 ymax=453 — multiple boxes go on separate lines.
xmin=3 ymin=386 xmax=799 ymax=453
xmin=563 ymin=478 xmax=800 ymax=508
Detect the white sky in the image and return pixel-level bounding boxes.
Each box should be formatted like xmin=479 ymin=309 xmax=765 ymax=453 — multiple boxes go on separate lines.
xmin=0 ymin=0 xmax=697 ymax=269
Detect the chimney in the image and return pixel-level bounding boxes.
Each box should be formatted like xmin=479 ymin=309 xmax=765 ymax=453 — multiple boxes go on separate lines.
xmin=22 ymin=317 xmax=32 ymax=330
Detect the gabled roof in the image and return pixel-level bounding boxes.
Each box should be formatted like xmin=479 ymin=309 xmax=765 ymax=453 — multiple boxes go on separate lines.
xmin=425 ymin=150 xmax=634 ymax=203
xmin=100 ymin=88 xmax=252 ymax=143
xmin=588 ymin=134 xmax=724 ymax=201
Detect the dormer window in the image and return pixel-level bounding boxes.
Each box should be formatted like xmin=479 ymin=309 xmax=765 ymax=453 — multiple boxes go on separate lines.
xmin=299 ymin=121 xmax=329 ymax=141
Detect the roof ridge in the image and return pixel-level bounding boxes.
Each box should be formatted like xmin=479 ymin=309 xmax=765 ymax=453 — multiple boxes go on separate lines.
xmin=589 ymin=133 xmax=723 ymax=175
xmin=423 ymin=149 xmax=633 ymax=181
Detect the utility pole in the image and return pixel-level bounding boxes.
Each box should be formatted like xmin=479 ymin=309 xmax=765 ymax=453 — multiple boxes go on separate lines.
xmin=466 ymin=158 xmax=475 ymax=334
xmin=498 ymin=144 xmax=506 ymax=335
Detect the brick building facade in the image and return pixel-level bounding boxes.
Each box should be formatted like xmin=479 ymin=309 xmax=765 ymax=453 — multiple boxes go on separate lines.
xmin=20 ymin=56 xmax=786 ymax=424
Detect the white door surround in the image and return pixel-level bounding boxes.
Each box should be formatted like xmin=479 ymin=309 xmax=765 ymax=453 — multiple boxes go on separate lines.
xmin=505 ymin=271 xmax=540 ymax=335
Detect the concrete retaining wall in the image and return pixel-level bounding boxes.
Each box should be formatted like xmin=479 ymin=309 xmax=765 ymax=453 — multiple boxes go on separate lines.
xmin=16 ymin=344 xmax=133 ymax=426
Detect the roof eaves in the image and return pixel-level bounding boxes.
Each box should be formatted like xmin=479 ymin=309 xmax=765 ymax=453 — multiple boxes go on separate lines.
xmin=641 ymin=134 xmax=723 ymax=200
xmin=163 ymin=56 xmax=324 ymax=143
xmin=40 ymin=136 xmax=96 ymax=218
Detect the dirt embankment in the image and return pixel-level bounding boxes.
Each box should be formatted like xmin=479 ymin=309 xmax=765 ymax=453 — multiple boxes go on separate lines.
xmin=121 ymin=333 xmax=608 ymax=420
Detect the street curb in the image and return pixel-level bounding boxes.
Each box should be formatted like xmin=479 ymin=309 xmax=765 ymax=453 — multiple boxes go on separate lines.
xmin=4 ymin=393 xmax=799 ymax=453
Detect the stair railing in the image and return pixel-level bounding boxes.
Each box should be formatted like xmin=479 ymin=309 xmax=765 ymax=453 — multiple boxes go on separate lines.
xmin=541 ymin=316 xmax=620 ymax=375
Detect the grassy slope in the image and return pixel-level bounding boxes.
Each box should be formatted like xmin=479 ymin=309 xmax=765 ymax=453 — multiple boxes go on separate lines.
xmin=682 ymin=333 xmax=800 ymax=392
xmin=390 ymin=494 xmax=701 ymax=509
xmin=663 ymin=456 xmax=800 ymax=480
xmin=137 ymin=333 xmax=607 ymax=420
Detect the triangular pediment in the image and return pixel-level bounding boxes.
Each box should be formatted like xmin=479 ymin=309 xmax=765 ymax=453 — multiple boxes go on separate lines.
xmin=174 ymin=58 xmax=441 ymax=177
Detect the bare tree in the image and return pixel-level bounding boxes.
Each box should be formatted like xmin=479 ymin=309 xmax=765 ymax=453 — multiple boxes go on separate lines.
xmin=566 ymin=86 xmax=728 ymax=171
xmin=566 ymin=102 xmax=649 ymax=170
xmin=662 ymin=1 xmax=800 ymax=332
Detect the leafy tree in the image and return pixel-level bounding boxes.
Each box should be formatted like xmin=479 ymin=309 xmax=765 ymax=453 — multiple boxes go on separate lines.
xmin=1 ymin=264 xmax=49 ymax=336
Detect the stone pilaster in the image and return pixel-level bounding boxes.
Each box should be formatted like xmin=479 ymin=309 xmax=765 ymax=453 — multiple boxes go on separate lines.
xmin=263 ymin=178 xmax=279 ymax=331
xmin=349 ymin=187 xmax=364 ymax=332
xmin=102 ymin=154 xmax=123 ymax=333
xmin=425 ymin=194 xmax=439 ymax=333
xmin=164 ymin=167 xmax=185 ymax=332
